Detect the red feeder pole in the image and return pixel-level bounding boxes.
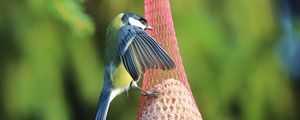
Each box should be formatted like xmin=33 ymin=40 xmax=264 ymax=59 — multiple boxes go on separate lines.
xmin=137 ymin=0 xmax=202 ymax=119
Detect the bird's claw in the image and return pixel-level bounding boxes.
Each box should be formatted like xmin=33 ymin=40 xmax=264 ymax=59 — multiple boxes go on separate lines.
xmin=142 ymin=90 xmax=161 ymax=97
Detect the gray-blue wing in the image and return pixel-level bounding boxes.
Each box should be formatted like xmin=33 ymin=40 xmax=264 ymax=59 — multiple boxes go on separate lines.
xmin=118 ymin=26 xmax=175 ymax=81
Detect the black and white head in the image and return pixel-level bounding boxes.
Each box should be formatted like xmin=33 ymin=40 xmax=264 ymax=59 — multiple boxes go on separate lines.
xmin=121 ymin=12 xmax=153 ymax=30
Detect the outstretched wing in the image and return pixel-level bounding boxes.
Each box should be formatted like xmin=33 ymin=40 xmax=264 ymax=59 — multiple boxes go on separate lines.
xmin=118 ymin=26 xmax=175 ymax=81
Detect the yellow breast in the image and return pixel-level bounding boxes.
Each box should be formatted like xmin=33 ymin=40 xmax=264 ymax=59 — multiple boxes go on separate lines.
xmin=112 ymin=62 xmax=132 ymax=89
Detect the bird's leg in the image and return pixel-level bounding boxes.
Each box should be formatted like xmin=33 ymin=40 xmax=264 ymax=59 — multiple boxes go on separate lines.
xmin=130 ymin=81 xmax=158 ymax=97
xmin=125 ymin=88 xmax=130 ymax=99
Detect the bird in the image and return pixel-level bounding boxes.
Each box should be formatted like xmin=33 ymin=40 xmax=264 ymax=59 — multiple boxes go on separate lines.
xmin=95 ymin=12 xmax=175 ymax=120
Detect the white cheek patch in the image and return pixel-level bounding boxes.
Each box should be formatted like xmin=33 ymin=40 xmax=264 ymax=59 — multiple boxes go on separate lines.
xmin=129 ymin=17 xmax=146 ymax=29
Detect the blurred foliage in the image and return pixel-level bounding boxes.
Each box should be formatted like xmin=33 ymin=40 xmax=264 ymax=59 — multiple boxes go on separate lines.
xmin=48 ymin=0 xmax=95 ymax=37
xmin=0 ymin=0 xmax=299 ymax=120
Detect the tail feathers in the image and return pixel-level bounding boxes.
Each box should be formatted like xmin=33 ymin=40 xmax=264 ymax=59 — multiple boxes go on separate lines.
xmin=95 ymin=90 xmax=111 ymax=120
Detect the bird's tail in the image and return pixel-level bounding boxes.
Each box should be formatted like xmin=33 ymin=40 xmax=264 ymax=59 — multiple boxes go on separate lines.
xmin=95 ymin=90 xmax=111 ymax=120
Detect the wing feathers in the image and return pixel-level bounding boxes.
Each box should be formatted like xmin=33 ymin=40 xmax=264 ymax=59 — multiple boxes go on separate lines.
xmin=119 ymin=26 xmax=175 ymax=80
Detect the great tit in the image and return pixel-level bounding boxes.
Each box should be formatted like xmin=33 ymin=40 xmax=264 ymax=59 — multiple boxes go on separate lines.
xmin=95 ymin=12 xmax=175 ymax=120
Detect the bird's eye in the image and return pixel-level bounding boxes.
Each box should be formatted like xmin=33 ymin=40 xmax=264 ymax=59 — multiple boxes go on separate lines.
xmin=141 ymin=20 xmax=146 ymax=24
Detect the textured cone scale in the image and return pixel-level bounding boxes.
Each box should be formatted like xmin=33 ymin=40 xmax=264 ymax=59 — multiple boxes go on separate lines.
xmin=137 ymin=0 xmax=202 ymax=119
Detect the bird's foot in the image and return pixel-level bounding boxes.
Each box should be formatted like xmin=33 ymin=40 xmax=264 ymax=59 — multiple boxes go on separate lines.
xmin=131 ymin=81 xmax=160 ymax=97
xmin=142 ymin=90 xmax=160 ymax=97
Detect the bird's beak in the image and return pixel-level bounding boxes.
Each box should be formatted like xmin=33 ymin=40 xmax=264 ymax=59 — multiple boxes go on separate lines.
xmin=145 ymin=25 xmax=153 ymax=30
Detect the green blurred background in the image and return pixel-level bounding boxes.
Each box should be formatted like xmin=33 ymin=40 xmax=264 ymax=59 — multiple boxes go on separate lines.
xmin=0 ymin=0 xmax=300 ymax=120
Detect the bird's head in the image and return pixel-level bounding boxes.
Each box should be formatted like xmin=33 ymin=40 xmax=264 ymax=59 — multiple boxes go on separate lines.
xmin=121 ymin=12 xmax=153 ymax=30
